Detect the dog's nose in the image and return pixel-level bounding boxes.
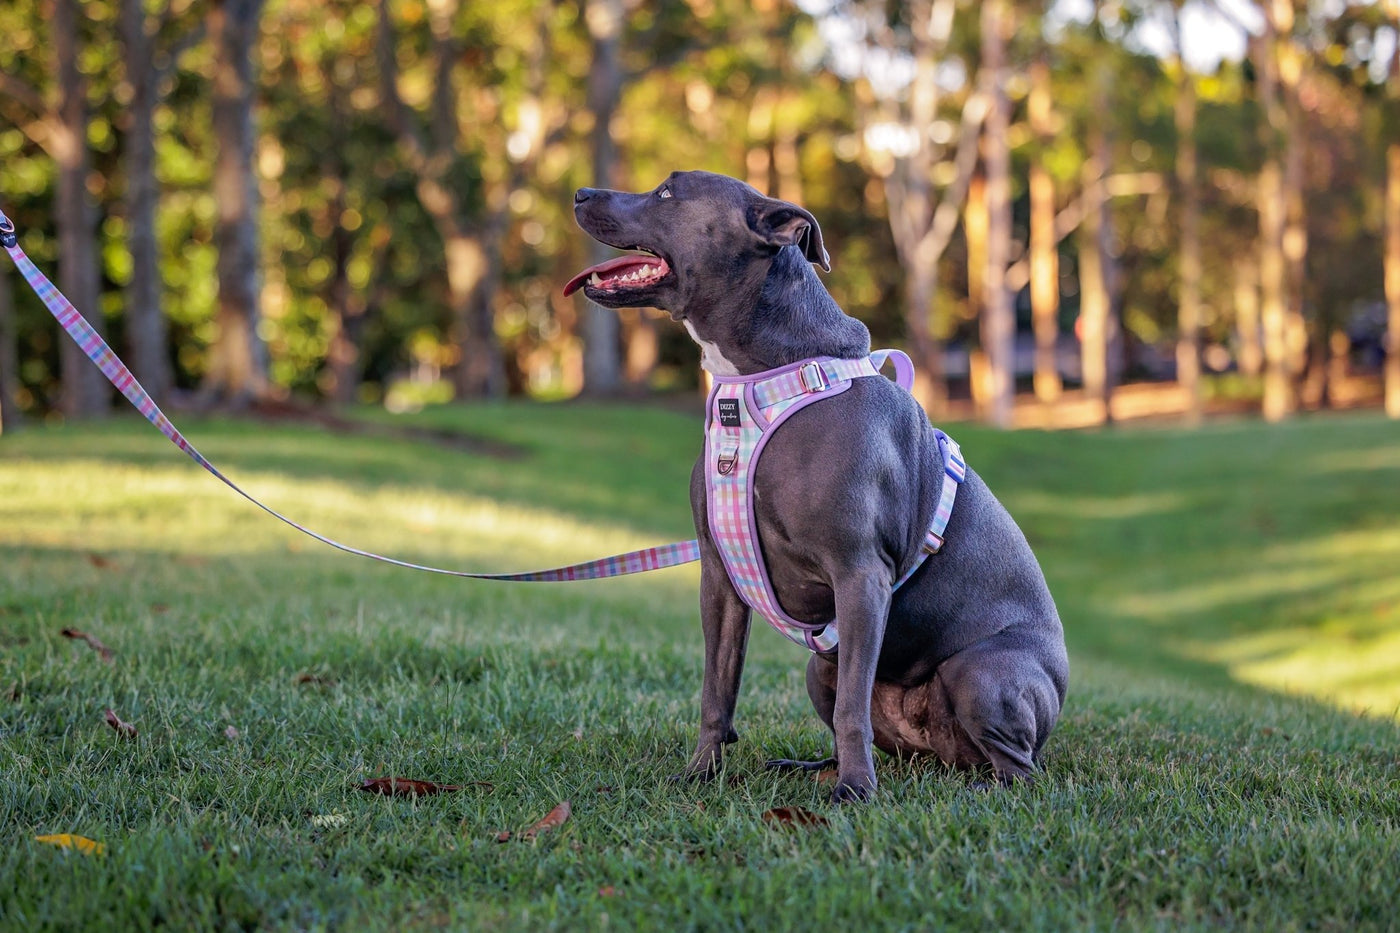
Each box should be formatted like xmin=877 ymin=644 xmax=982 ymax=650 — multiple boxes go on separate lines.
xmin=574 ymin=187 xmax=597 ymax=204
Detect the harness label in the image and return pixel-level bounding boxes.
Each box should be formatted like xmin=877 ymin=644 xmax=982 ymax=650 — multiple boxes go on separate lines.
xmin=716 ymin=398 xmax=741 ymax=427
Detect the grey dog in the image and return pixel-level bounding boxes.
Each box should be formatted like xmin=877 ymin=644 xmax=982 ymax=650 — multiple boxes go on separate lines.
xmin=565 ymin=171 xmax=1068 ymax=802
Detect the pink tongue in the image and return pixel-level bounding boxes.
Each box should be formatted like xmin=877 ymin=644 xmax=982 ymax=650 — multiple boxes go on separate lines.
xmin=563 ymin=254 xmax=662 ymax=296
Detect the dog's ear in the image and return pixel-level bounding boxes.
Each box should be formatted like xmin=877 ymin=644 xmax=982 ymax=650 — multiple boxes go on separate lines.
xmin=748 ymin=198 xmax=831 ymax=273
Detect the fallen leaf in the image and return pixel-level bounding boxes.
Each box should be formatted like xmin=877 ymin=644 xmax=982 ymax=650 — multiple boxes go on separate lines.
xmin=150 ymin=604 xmax=171 ymax=615
xmin=598 ymin=886 xmax=620 ymax=897
xmin=494 ymin=830 xmax=513 ymax=843
xmin=35 ymin=834 xmax=106 ymax=856
xmin=104 ymin=708 xmax=137 ymax=739
xmin=594 ymin=785 xmax=616 ymax=794
xmin=86 ymin=553 xmax=115 ymax=569
xmin=61 ymin=628 xmax=114 ymax=663
xmin=761 ymin=806 xmax=829 ymax=829
xmin=293 ymin=672 xmax=335 ymax=686
xmin=310 ymin=812 xmax=349 ymax=829
xmin=357 ymin=777 xmax=463 ymax=797
xmin=224 ymin=725 xmax=241 ymax=739
xmin=814 ymin=768 xmax=839 ymax=786
xmin=521 ymin=800 xmax=571 ymax=840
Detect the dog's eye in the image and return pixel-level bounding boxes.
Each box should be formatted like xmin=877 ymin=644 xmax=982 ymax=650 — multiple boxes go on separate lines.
xmin=658 ymin=186 xmax=673 ymax=199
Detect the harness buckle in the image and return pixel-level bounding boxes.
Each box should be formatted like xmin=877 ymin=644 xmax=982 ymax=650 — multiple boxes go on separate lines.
xmin=923 ymin=532 xmax=945 ymax=555
xmin=0 ymin=213 xmax=16 ymax=249
xmin=799 ymin=361 xmax=828 ymax=393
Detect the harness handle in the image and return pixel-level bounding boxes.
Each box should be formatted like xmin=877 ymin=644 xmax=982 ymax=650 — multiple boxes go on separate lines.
xmin=870 ymin=348 xmax=916 ymax=392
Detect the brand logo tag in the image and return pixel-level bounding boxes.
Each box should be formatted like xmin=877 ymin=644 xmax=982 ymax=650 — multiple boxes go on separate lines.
xmin=717 ymin=398 xmax=741 ymax=427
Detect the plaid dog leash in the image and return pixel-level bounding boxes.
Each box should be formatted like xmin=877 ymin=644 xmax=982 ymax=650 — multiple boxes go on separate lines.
xmin=0 ymin=207 xmax=700 ymax=582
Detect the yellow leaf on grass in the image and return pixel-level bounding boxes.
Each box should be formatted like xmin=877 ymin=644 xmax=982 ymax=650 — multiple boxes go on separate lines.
xmin=35 ymin=834 xmax=106 ymax=856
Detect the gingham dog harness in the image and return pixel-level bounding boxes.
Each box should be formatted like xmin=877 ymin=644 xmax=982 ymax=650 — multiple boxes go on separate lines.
xmin=705 ymin=351 xmax=966 ymax=652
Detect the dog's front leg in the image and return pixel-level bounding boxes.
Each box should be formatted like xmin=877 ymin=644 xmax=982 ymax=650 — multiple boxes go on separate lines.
xmin=829 ymin=569 xmax=892 ymax=803
xmin=682 ymin=554 xmax=752 ymax=782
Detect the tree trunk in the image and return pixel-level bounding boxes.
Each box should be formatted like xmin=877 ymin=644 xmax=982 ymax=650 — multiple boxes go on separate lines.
xmin=1235 ymin=256 xmax=1262 ymax=377
xmin=581 ymin=0 xmax=624 ymax=395
xmin=1028 ymin=56 xmax=1061 ymax=409
xmin=964 ymin=172 xmax=988 ymax=414
xmin=1386 ymin=142 xmax=1400 ymax=419
xmin=1258 ymin=158 xmax=1291 ymax=422
xmin=119 ymin=0 xmax=174 ymax=405
xmin=1174 ymin=64 xmax=1203 ymax=424
xmin=53 ymin=0 xmax=109 ymax=418
xmin=1078 ymin=61 xmax=1116 ymax=426
xmin=872 ymin=0 xmax=984 ymax=415
xmin=979 ymin=0 xmax=1014 ymax=429
xmin=1255 ymin=7 xmax=1295 ymax=423
xmin=203 ymin=0 xmax=268 ymax=407
xmin=0 ymin=260 xmax=20 ymax=433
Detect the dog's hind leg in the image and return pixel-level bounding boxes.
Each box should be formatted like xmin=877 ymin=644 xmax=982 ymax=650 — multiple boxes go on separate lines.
xmin=935 ymin=628 xmax=1067 ymax=785
xmin=766 ymin=653 xmax=839 ymax=772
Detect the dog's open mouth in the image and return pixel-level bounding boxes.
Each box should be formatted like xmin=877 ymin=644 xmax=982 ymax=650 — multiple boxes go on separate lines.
xmin=563 ymin=250 xmax=672 ymax=297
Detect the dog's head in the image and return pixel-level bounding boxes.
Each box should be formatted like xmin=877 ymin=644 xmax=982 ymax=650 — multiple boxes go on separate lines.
xmin=563 ymin=171 xmax=830 ymax=320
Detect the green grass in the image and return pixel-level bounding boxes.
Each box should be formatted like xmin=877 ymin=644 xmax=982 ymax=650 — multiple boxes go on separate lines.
xmin=2 ymin=403 xmax=1398 ymax=931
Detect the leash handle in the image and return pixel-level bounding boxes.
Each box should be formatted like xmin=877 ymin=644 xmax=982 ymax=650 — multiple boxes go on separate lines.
xmin=0 ymin=206 xmax=700 ymax=582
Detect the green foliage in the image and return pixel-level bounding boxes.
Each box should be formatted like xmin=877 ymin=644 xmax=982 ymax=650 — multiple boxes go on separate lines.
xmin=1 ymin=406 xmax=1398 ymax=928
xmin=0 ymin=0 xmax=1397 ymax=411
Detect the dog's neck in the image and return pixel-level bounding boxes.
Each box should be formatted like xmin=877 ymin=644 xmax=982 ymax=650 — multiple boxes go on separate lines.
xmin=684 ymin=247 xmax=871 ymax=375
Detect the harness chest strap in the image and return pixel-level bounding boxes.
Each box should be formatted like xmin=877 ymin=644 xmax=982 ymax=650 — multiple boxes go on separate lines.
xmin=705 ymin=352 xmax=965 ymax=653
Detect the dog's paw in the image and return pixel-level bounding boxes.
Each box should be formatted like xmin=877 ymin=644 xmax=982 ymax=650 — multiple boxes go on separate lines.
xmin=673 ymin=749 xmax=724 ymax=784
xmin=830 ymin=774 xmax=877 ymax=804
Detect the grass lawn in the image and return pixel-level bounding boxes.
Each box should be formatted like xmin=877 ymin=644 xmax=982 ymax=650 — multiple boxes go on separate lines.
xmin=2 ymin=402 xmax=1398 ymax=930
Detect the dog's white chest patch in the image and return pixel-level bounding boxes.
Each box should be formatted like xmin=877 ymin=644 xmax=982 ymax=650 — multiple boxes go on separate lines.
xmin=684 ymin=321 xmax=741 ymax=376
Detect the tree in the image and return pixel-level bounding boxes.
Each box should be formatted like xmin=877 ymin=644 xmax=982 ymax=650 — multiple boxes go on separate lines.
xmin=1169 ymin=7 xmax=1202 ymax=424
xmin=118 ymin=0 xmax=196 ymax=406
xmin=979 ymin=0 xmax=1015 ymax=429
xmin=201 ymin=0 xmax=269 ymax=407
xmin=1028 ymin=53 xmax=1063 ymax=409
xmin=580 ymin=0 xmax=625 ymax=395
xmin=375 ymin=0 xmax=510 ymax=400
xmin=857 ymin=0 xmax=984 ymax=414
xmin=1387 ymin=0 xmax=1400 ymax=419
xmin=1078 ymin=41 xmax=1121 ymax=424
xmin=0 ymin=260 xmax=19 ymax=432
xmin=53 ymin=0 xmax=111 ymax=417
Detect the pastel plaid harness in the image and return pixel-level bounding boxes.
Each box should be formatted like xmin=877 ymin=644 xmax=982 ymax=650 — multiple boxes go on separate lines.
xmin=706 ymin=352 xmax=966 ymax=652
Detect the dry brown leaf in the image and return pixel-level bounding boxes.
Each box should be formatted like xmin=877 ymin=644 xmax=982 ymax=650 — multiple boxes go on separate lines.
xmin=357 ymin=777 xmax=464 ymax=797
xmin=494 ymin=830 xmax=513 ymax=843
xmin=103 ymin=708 xmax=137 ymax=740
xmin=761 ymin=806 xmax=829 ymax=829
xmin=86 ymin=553 xmax=115 ymax=569
xmin=61 ymin=628 xmax=114 ymax=663
xmin=150 ymin=604 xmax=171 ymax=615
xmin=814 ymin=768 xmax=839 ymax=786
xmin=293 ymin=672 xmax=335 ymax=686
xmin=521 ymin=800 xmax=572 ymax=840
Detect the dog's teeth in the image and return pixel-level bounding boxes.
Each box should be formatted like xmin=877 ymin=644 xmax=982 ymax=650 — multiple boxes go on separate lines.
xmin=589 ymin=273 xmax=602 ymax=286
xmin=640 ymin=264 xmax=653 ymax=276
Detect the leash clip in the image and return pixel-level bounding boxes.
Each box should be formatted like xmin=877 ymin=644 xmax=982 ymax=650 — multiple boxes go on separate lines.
xmin=799 ymin=361 xmax=828 ymax=393
xmin=0 ymin=211 xmax=16 ymax=249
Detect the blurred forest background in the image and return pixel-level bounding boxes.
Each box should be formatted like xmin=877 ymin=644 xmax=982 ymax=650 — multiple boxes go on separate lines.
xmin=1 ymin=0 xmax=1398 ymax=430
